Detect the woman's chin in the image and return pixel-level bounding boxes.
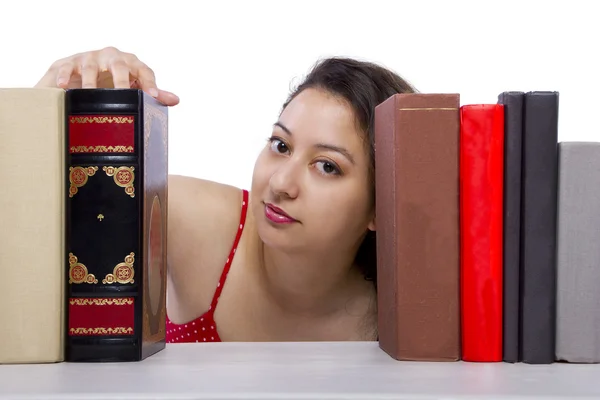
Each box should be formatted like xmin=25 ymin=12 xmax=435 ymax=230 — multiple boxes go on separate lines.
xmin=256 ymin=221 xmax=302 ymax=251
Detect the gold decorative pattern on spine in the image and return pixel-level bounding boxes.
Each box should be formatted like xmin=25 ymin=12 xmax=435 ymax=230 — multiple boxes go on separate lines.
xmin=103 ymin=252 xmax=135 ymax=284
xmin=69 ymin=166 xmax=98 ymax=197
xmin=68 ymin=253 xmax=98 ymax=284
xmin=103 ymin=166 xmax=135 ymax=197
xmin=70 ymin=145 xmax=134 ymax=153
xmin=69 ymin=298 xmax=134 ymax=306
xmin=69 ymin=327 xmax=134 ymax=335
xmin=69 ymin=116 xmax=134 ymax=124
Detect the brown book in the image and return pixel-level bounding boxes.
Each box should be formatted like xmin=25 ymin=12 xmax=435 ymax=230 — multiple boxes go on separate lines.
xmin=374 ymin=93 xmax=461 ymax=361
xmin=0 ymin=88 xmax=66 ymax=363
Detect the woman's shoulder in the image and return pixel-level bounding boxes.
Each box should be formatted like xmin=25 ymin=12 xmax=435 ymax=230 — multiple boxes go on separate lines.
xmin=168 ymin=174 xmax=244 ymax=218
xmin=166 ymin=174 xmax=247 ymax=323
xmin=167 ymin=174 xmax=246 ymax=253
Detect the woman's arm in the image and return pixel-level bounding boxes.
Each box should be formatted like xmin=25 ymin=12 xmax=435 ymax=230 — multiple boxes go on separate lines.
xmin=35 ymin=46 xmax=245 ymax=321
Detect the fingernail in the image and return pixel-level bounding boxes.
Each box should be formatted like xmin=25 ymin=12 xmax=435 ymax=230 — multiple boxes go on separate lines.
xmin=149 ymin=88 xmax=158 ymax=97
xmin=57 ymin=78 xmax=67 ymax=86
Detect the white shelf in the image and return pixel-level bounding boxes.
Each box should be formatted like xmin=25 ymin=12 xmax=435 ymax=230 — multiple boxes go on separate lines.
xmin=1 ymin=342 xmax=598 ymax=399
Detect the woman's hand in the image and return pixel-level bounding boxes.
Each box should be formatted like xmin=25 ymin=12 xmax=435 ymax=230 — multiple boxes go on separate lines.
xmin=34 ymin=46 xmax=180 ymax=106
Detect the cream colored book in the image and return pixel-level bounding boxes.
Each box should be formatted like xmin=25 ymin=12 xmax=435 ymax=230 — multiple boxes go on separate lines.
xmin=0 ymin=88 xmax=65 ymax=363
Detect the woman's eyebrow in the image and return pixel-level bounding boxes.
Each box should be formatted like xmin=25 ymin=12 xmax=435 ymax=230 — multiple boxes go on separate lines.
xmin=314 ymin=143 xmax=355 ymax=165
xmin=273 ymin=121 xmax=355 ymax=164
xmin=273 ymin=121 xmax=292 ymax=135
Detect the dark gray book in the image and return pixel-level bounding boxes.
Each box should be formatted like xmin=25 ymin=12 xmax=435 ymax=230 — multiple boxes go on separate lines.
xmin=519 ymin=91 xmax=559 ymax=364
xmin=497 ymin=91 xmax=524 ymax=363
xmin=555 ymin=141 xmax=600 ymax=363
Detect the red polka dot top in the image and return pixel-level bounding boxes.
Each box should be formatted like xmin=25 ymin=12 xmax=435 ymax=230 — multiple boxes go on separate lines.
xmin=165 ymin=189 xmax=249 ymax=343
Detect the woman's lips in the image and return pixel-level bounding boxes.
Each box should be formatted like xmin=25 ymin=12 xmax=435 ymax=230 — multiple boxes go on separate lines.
xmin=264 ymin=203 xmax=297 ymax=224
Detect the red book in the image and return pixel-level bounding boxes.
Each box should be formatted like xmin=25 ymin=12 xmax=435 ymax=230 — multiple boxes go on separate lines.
xmin=459 ymin=104 xmax=504 ymax=362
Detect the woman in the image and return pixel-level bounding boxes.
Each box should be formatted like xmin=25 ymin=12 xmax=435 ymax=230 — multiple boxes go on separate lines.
xmin=36 ymin=46 xmax=417 ymax=342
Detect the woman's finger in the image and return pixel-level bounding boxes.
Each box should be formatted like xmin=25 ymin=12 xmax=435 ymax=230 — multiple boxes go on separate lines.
xmin=129 ymin=60 xmax=179 ymax=105
xmin=56 ymin=61 xmax=75 ymax=88
xmin=79 ymin=55 xmax=99 ymax=89
xmin=109 ymin=58 xmax=132 ymax=89
xmin=96 ymin=46 xmax=129 ymax=89
xmin=155 ymin=88 xmax=180 ymax=106
xmin=136 ymin=63 xmax=159 ymax=97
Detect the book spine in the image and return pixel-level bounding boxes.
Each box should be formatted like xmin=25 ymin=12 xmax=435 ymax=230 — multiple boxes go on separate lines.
xmin=497 ymin=91 xmax=524 ymax=363
xmin=374 ymin=94 xmax=399 ymax=359
xmin=519 ymin=91 xmax=559 ymax=364
xmin=139 ymin=94 xmax=168 ymax=359
xmin=65 ymin=89 xmax=144 ymax=362
xmin=459 ymin=104 xmax=504 ymax=362
xmin=555 ymin=142 xmax=600 ymax=363
xmin=375 ymin=93 xmax=461 ymax=361
xmin=0 ymin=88 xmax=66 ymax=364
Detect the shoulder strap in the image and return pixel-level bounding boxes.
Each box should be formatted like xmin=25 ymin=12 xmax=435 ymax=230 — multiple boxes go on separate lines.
xmin=208 ymin=189 xmax=249 ymax=312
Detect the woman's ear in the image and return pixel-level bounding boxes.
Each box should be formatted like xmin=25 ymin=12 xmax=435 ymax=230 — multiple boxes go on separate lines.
xmin=368 ymin=215 xmax=376 ymax=232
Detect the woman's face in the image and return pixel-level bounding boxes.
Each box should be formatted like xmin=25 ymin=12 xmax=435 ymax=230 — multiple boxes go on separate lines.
xmin=250 ymin=87 xmax=375 ymax=255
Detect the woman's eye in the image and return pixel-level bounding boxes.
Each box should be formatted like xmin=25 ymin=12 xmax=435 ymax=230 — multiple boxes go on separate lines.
xmin=269 ymin=138 xmax=289 ymax=154
xmin=315 ymin=160 xmax=341 ymax=176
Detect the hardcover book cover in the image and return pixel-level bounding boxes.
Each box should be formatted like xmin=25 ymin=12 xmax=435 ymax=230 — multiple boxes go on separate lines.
xmin=374 ymin=93 xmax=461 ymax=361
xmin=519 ymin=91 xmax=559 ymax=364
xmin=65 ymin=89 xmax=168 ymax=362
xmin=459 ymin=104 xmax=504 ymax=362
xmin=0 ymin=88 xmax=66 ymax=364
xmin=555 ymin=142 xmax=600 ymax=363
xmin=496 ymin=91 xmax=524 ymax=363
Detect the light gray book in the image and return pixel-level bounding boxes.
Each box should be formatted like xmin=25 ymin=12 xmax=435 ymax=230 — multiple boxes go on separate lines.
xmin=555 ymin=141 xmax=600 ymax=363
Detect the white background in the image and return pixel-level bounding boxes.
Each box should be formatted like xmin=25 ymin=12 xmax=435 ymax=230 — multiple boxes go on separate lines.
xmin=1 ymin=0 xmax=597 ymax=190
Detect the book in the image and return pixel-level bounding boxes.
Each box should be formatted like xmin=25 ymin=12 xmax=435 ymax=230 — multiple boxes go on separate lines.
xmin=555 ymin=141 xmax=600 ymax=363
xmin=497 ymin=91 xmax=525 ymax=363
xmin=519 ymin=91 xmax=559 ymax=364
xmin=459 ymin=104 xmax=504 ymax=362
xmin=65 ymin=88 xmax=168 ymax=362
xmin=0 ymin=88 xmax=66 ymax=364
xmin=374 ymin=93 xmax=461 ymax=361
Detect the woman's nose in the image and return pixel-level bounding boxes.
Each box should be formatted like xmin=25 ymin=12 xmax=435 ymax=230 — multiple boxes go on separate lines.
xmin=269 ymin=160 xmax=300 ymax=199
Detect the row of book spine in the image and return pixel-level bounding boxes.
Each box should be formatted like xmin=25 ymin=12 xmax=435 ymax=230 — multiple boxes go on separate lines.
xmin=375 ymin=91 xmax=600 ymax=364
xmin=1 ymin=87 xmax=596 ymax=364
